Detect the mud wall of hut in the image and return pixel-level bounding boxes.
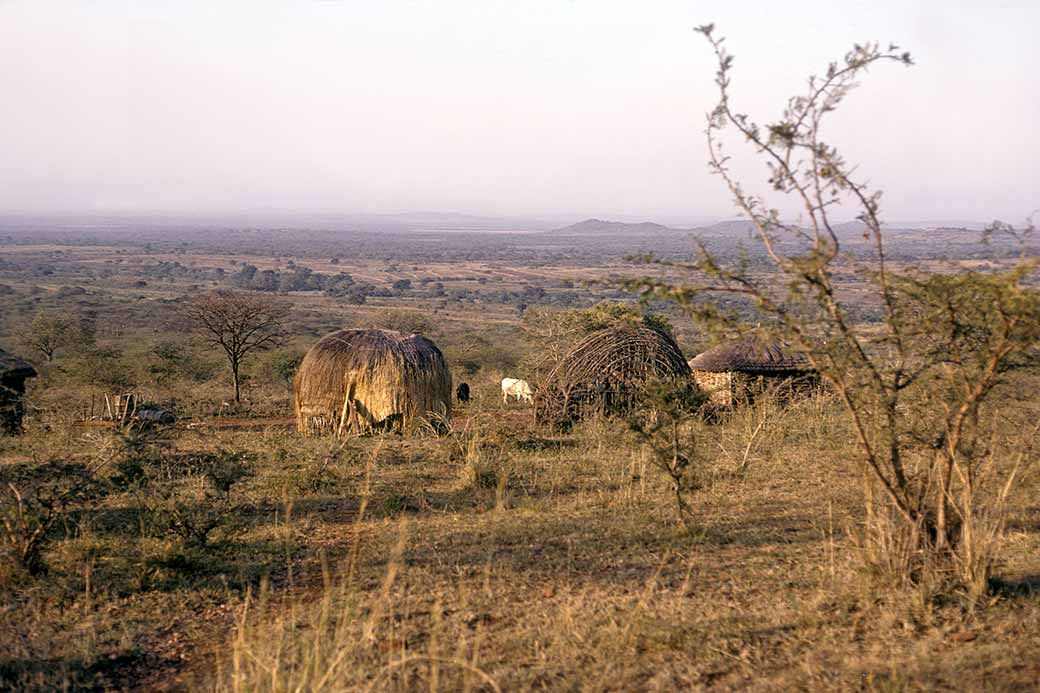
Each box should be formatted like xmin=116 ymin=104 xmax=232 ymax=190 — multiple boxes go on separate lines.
xmin=693 ymin=370 xmax=733 ymax=406
xmin=693 ymin=370 xmax=819 ymax=407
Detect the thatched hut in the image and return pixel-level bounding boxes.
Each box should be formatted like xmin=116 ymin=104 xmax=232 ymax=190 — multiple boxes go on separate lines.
xmin=1 ymin=347 xmax=37 ymax=435
xmin=687 ymin=336 xmax=814 ymax=406
xmin=294 ymin=329 xmax=452 ymax=436
xmin=535 ymin=324 xmax=691 ymax=427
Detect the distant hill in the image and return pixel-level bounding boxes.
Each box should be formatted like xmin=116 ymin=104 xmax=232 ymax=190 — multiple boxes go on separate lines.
xmin=551 ymin=218 xmax=683 ymax=235
xmin=699 ymin=219 xmax=994 ymax=236
xmin=693 ymin=219 xmax=757 ymax=236
xmin=695 ymin=219 xmax=921 ymax=239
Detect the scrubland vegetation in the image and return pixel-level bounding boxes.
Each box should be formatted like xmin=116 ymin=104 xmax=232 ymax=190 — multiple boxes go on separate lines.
xmin=2 ymin=253 xmax=1036 ymax=690
xmin=2 ymin=362 xmax=1038 ymax=690
xmin=1 ymin=32 xmax=1038 ymax=693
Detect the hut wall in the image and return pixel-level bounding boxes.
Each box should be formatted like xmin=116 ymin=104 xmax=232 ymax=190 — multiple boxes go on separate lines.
xmin=297 ymin=359 xmax=451 ymax=435
xmin=294 ymin=331 xmax=452 ymax=436
xmin=694 ymin=370 xmax=818 ymax=408
xmin=693 ymin=370 xmax=733 ymax=406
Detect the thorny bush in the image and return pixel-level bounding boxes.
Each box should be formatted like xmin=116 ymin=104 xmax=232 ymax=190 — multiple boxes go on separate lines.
xmin=631 ymin=25 xmax=1040 ymax=601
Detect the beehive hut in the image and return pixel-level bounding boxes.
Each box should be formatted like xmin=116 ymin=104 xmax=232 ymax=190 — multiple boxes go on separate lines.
xmin=687 ymin=336 xmax=814 ymax=406
xmin=535 ymin=324 xmax=691 ymax=427
xmin=294 ymin=329 xmax=452 ymax=436
xmin=1 ymin=347 xmax=37 ymax=435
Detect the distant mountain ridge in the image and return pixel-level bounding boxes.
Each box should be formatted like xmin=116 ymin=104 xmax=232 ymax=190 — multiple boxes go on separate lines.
xmin=551 ymin=218 xmax=685 ymax=235
xmin=0 ymin=211 xmax=999 ymax=236
xmin=546 ymin=218 xmax=1018 ymax=249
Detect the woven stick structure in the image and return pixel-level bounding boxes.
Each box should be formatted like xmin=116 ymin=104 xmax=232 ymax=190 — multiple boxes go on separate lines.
xmin=535 ymin=324 xmax=691 ymax=427
xmin=294 ymin=329 xmax=452 ymax=436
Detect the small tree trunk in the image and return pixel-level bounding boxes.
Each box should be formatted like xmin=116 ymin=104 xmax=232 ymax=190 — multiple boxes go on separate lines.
xmin=934 ymin=449 xmax=956 ymax=553
xmin=863 ymin=466 xmax=876 ymax=563
xmin=231 ymin=358 xmax=241 ymax=404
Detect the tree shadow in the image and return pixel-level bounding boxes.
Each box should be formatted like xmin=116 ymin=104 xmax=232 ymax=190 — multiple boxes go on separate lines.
xmin=512 ymin=436 xmax=577 ymax=452
xmin=1005 ymin=507 xmax=1040 ymax=533
xmin=392 ymin=506 xmax=821 ymax=591
xmin=0 ymin=650 xmax=174 ymax=693
xmin=989 ymin=574 xmax=1040 ymax=598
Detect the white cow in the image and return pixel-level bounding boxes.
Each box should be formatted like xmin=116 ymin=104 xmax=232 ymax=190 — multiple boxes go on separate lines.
xmin=501 ymin=377 xmax=534 ymax=404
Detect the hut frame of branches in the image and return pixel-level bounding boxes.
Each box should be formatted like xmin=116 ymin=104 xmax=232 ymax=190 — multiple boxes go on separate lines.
xmin=535 ymin=325 xmax=691 ymax=427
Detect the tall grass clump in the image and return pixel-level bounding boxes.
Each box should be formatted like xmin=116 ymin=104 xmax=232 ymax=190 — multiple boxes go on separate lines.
xmin=217 ymin=521 xmax=501 ymax=693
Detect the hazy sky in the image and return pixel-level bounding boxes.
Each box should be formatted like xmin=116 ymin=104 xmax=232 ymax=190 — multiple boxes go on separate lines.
xmin=1 ymin=1 xmax=1036 ymax=223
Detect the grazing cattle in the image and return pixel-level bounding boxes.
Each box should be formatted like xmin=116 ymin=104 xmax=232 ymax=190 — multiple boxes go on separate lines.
xmin=501 ymin=377 xmax=533 ymax=404
xmin=456 ymin=382 xmax=470 ymax=403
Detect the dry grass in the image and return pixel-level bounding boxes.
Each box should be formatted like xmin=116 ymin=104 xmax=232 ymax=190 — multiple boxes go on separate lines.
xmin=203 ymin=392 xmax=1040 ymax=691
xmin=1 ymin=369 xmax=1038 ymax=690
xmin=2 ymin=223 xmax=1036 ymax=688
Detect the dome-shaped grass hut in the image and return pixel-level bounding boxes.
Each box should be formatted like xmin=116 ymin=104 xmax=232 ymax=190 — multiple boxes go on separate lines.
xmin=294 ymin=329 xmax=452 ymax=436
xmin=1 ymin=347 xmax=37 ymax=435
xmin=535 ymin=324 xmax=691 ymax=427
xmin=687 ymin=336 xmax=814 ymax=406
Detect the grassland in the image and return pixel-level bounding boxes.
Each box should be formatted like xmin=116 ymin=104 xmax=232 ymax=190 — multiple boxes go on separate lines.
xmin=0 ymin=225 xmax=1037 ymax=690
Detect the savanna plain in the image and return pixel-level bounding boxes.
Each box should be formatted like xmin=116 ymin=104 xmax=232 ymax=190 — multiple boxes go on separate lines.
xmin=0 ymin=219 xmax=1038 ymax=692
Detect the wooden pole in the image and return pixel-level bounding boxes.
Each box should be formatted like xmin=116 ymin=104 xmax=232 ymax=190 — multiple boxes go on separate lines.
xmin=337 ymin=394 xmax=351 ymax=438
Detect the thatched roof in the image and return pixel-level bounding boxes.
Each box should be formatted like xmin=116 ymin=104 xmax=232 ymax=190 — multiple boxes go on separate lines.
xmin=536 ymin=324 xmax=691 ymax=426
xmin=0 ymin=347 xmax=36 ymax=380
xmin=294 ymin=329 xmax=451 ymax=435
xmin=688 ymin=336 xmax=809 ymax=374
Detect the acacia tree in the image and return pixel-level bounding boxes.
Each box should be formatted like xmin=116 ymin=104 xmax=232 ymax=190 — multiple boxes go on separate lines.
xmin=634 ymin=26 xmax=1040 ymax=598
xmin=186 ymin=291 xmax=290 ymax=404
xmin=20 ymin=310 xmax=92 ymax=363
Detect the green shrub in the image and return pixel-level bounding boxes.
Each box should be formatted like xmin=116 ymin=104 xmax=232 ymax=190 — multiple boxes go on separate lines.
xmin=137 ymin=450 xmax=254 ymax=548
xmin=0 ymin=460 xmax=109 ymax=576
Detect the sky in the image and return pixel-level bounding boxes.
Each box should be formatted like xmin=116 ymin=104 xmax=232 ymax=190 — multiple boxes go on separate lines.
xmin=0 ymin=0 xmax=1037 ymax=224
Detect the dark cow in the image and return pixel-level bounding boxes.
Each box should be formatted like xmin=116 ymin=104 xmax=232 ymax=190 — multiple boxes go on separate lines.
xmin=456 ymin=382 xmax=470 ymax=403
